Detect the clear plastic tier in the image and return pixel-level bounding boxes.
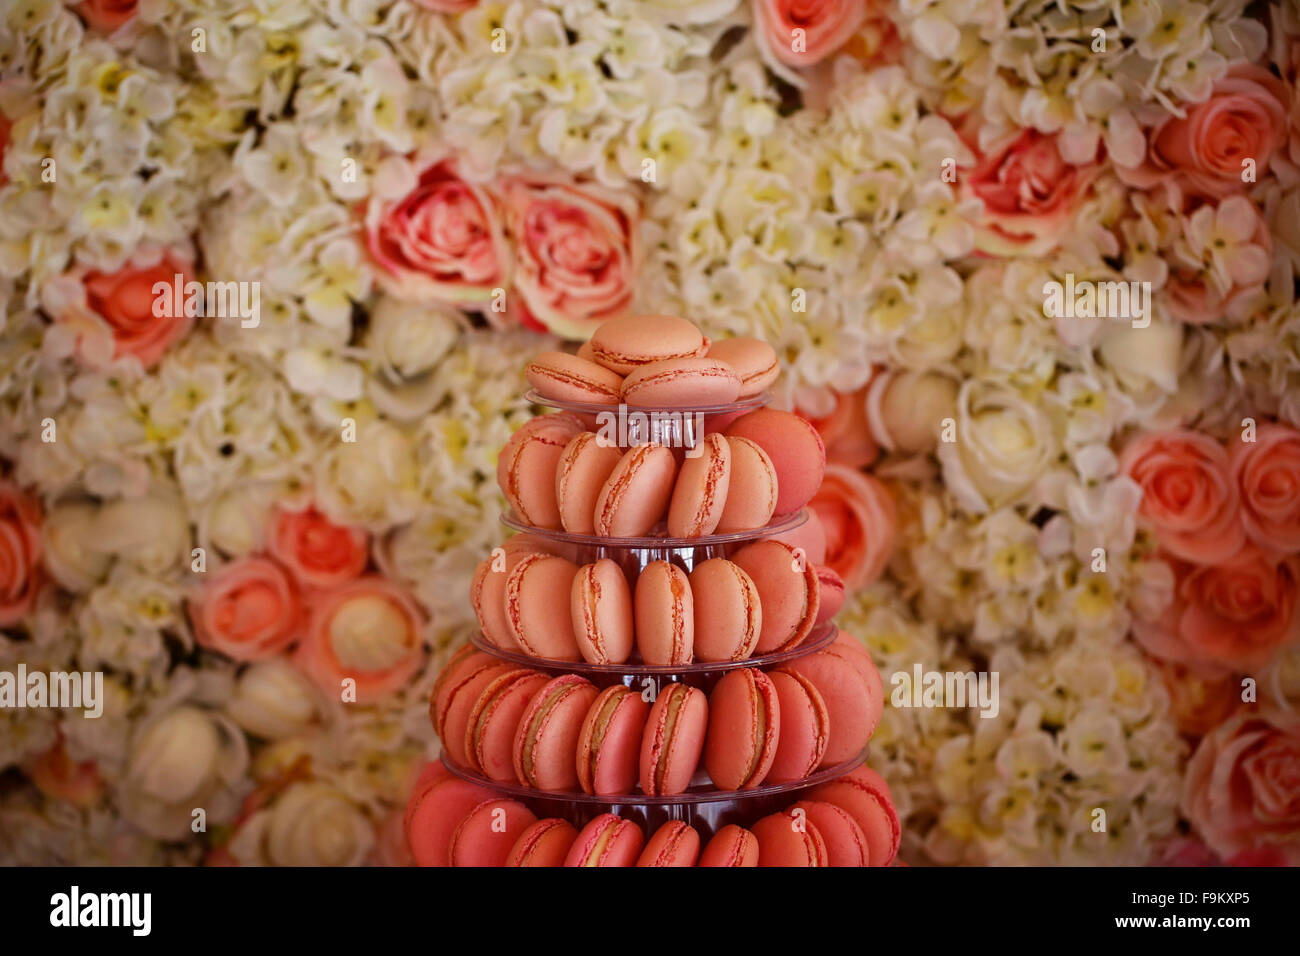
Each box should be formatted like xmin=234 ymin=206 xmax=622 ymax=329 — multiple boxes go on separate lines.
xmin=501 ymin=508 xmax=806 ymax=550
xmin=524 ymin=389 xmax=771 ymax=443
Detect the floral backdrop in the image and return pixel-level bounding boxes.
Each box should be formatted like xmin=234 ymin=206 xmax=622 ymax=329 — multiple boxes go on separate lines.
xmin=1 ymin=0 xmax=1299 ymax=866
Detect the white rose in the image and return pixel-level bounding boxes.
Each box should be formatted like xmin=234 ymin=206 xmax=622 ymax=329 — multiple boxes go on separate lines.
xmin=196 ymin=483 xmax=279 ymax=557
xmin=936 ymin=381 xmax=1058 ymax=513
xmin=1097 ymin=322 xmax=1182 ymax=395
xmin=366 ymin=297 xmax=461 ymax=421
xmin=94 ymin=491 xmax=190 ymax=575
xmin=867 ymin=369 xmax=958 ymax=454
xmin=41 ymin=500 xmax=112 ymax=592
xmin=229 ymin=781 xmax=374 ymax=867
xmin=228 ymin=659 xmax=323 ymax=740
xmin=315 ymin=421 xmax=421 ymax=527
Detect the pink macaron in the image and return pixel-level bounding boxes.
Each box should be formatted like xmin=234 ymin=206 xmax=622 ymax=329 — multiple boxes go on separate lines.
xmin=429 ymin=644 xmax=490 ymax=739
xmin=506 ymin=817 xmax=579 ymax=867
xmin=498 ymin=416 xmax=582 ymax=529
xmin=470 ymin=547 xmax=538 ymax=651
xmin=513 ymin=674 xmax=599 ymax=791
xmin=636 ymin=820 xmax=701 ymax=867
xmin=505 ymin=553 xmax=582 ymax=660
xmin=715 ymin=435 xmax=778 ymax=533
xmin=698 ymin=824 xmax=760 ymax=867
xmin=555 ymin=431 xmax=624 ymax=534
xmin=526 ymin=350 xmax=624 ymax=405
xmin=725 ymin=408 xmax=825 ymax=515
xmin=766 ymin=669 xmax=829 ymax=783
xmin=621 ymin=357 xmax=741 ymax=408
xmin=814 ymin=564 xmax=846 ymax=625
xmin=807 ymin=766 xmax=901 ymax=867
xmin=688 ymin=558 xmax=762 ymax=662
xmin=571 ymin=559 xmax=635 ymax=665
xmin=704 ymin=668 xmax=780 ymax=791
xmin=576 ymin=685 xmax=650 ymax=796
xmin=404 ymin=762 xmax=493 ymax=867
xmin=634 ymin=561 xmax=694 ymax=666
xmin=593 ymin=442 xmax=678 ymax=537
xmin=782 ymin=641 xmax=881 ymax=766
xmin=495 ymin=413 xmax=583 ymax=496
xmin=588 ymin=314 xmax=707 ymax=376
xmin=788 ymin=800 xmax=869 ymax=867
xmin=564 ymin=813 xmax=644 ymax=867
xmin=707 ymin=337 xmax=779 ymax=397
xmin=449 ymin=798 xmax=538 ymax=867
xmin=666 ymin=432 xmax=731 ymax=538
xmin=639 ymin=682 xmax=708 ymax=796
xmin=434 ymin=657 xmax=515 ymax=767
xmin=465 ymin=668 xmax=549 ymax=782
xmin=730 ymin=539 xmax=820 ymax=654
xmin=752 ymin=809 xmax=828 ymax=866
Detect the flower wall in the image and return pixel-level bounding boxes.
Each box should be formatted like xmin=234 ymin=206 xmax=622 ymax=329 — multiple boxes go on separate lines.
xmin=0 ymin=0 xmax=1298 ymax=865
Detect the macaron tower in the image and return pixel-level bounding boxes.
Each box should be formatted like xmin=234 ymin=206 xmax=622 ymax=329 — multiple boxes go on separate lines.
xmin=411 ymin=315 xmax=900 ymax=867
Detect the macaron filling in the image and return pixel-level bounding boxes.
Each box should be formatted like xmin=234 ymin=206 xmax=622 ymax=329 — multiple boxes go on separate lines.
xmin=654 ymin=685 xmax=687 ymax=792
xmin=519 ymin=682 xmax=577 ymax=787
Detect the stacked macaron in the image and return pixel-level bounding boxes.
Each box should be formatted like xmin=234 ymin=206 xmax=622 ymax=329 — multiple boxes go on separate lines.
xmin=406 ymin=760 xmax=901 ymax=867
xmin=527 ymin=315 xmax=779 ymax=408
xmin=429 ymin=633 xmax=882 ymax=797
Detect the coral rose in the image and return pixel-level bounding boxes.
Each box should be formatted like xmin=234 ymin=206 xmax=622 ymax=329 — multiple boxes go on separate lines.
xmin=798 ymin=385 xmax=878 ymax=469
xmin=0 ymin=481 xmax=43 ymax=627
xmin=267 ymin=505 xmax=369 ymax=590
xmin=753 ymin=0 xmax=868 ymax=69
xmin=1230 ymin=422 xmax=1300 ymax=553
xmin=190 ymin=556 xmax=304 ymax=661
xmin=75 ymin=0 xmax=138 ymax=32
xmin=808 ymin=464 xmax=896 ymax=592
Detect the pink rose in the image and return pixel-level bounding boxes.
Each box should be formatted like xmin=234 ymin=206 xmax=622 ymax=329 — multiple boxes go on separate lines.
xmin=1119 ymin=65 xmax=1289 ymax=201
xmin=808 ymin=464 xmax=896 ymax=592
xmin=25 ymin=740 xmax=104 ymax=808
xmin=753 ymin=0 xmax=868 ymax=69
xmin=0 ymin=481 xmax=42 ymax=627
xmin=500 ymin=176 xmax=639 ymax=339
xmin=1134 ymin=546 xmax=1300 ymax=673
xmin=1152 ymin=660 xmax=1243 ymax=738
xmin=190 ymin=556 xmax=304 ymax=661
xmin=365 ymin=160 xmax=509 ymax=312
xmin=59 ymin=256 xmax=195 ymax=369
xmin=409 ymin=0 xmax=477 ymax=10
xmin=75 ymin=0 xmax=138 ymax=32
xmin=294 ymin=576 xmax=425 ymax=703
xmin=1230 ymin=422 xmax=1300 ymax=553
xmin=799 ymin=386 xmax=879 ymax=470
xmin=1183 ymin=708 xmax=1300 ymax=865
xmin=1120 ymin=429 xmax=1245 ymax=565
xmin=267 ymin=505 xmax=369 ymax=591
xmin=958 ymin=126 xmax=1099 ymax=257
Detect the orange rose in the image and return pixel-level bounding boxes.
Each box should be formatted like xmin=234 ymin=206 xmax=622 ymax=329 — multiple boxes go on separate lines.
xmin=190 ymin=556 xmax=304 ymax=661
xmin=500 ymin=176 xmax=639 ymax=339
xmin=62 ymin=256 xmax=195 ymax=368
xmin=410 ymin=0 xmax=477 ymax=9
xmin=1119 ymin=65 xmax=1289 ymax=201
xmin=809 ymin=464 xmax=895 ymax=592
xmin=1183 ymin=708 xmax=1300 ymax=865
xmin=799 ymin=386 xmax=878 ymax=469
xmin=1120 ymin=429 xmax=1245 ymax=565
xmin=75 ymin=0 xmax=138 ymax=32
xmin=267 ymin=505 xmax=369 ymax=590
xmin=0 ymin=481 xmax=42 ymax=627
xmin=365 ymin=160 xmax=509 ymax=313
xmin=25 ymin=740 xmax=104 ymax=807
xmin=754 ymin=0 xmax=868 ymax=69
xmin=294 ymin=576 xmax=426 ymax=703
xmin=1152 ymin=660 xmax=1242 ymax=738
xmin=958 ymin=126 xmax=1099 ymax=257
xmin=1134 ymin=547 xmax=1300 ymax=673
xmin=1230 ymin=422 xmax=1300 ymax=553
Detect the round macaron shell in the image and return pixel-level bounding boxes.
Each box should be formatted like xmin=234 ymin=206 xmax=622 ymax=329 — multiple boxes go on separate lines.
xmin=576 ymin=685 xmax=650 ymax=796
xmin=666 ymin=432 xmax=731 ymax=537
xmin=564 ymin=813 xmax=645 ymax=867
xmin=634 ymin=561 xmax=694 ymax=666
xmin=526 ymin=350 xmax=624 ymax=405
xmin=814 ymin=565 xmax=846 ymax=625
xmin=621 ymin=357 xmax=741 ymax=408
xmin=496 ymin=413 xmax=583 ymax=497
xmin=506 ymin=817 xmax=579 ymax=867
xmin=783 ymin=644 xmax=878 ymax=765
xmin=789 ymin=800 xmax=869 ymax=867
xmin=697 ymin=824 xmax=760 ymax=867
xmin=636 ymin=821 xmax=700 ymax=867
xmin=725 ymin=408 xmax=826 ymax=515
xmin=638 ymin=683 xmax=708 ymax=796
xmin=430 ymin=645 xmax=491 ymax=739
xmin=704 ymin=668 xmax=780 ymax=791
xmin=449 ymin=798 xmax=538 ymax=867
xmin=593 ymin=442 xmax=678 ymax=537
xmin=506 ymin=553 xmax=582 ymax=660
xmin=555 ymin=432 xmax=624 ymax=534
xmin=752 ymin=810 xmax=828 ymax=867
xmin=499 ymin=423 xmax=575 ymax=529
xmin=513 ymin=675 xmax=599 ymax=791
xmin=588 ymin=315 xmax=706 ymax=375
xmin=467 ymin=669 xmax=549 ymax=781
xmin=715 ymin=436 xmax=778 ymax=533
xmin=766 ymin=669 xmax=829 ymax=783
xmin=808 ymin=766 xmax=901 ymax=866
xmin=689 ymin=558 xmax=762 ymax=662
xmin=439 ymin=660 xmax=515 ymax=767
xmin=405 ymin=771 xmax=494 ymax=867
xmin=707 ymin=337 xmax=779 ymax=397
xmin=730 ymin=540 xmax=820 ymax=654
xmin=831 ymin=634 xmax=885 ymax=738
xmin=471 ymin=552 xmax=530 ymax=651
xmin=571 ymin=559 xmax=634 ymax=665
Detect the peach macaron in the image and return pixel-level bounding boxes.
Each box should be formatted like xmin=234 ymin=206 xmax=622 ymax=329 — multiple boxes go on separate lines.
xmin=433 ymin=655 xmax=514 ymax=767
xmin=634 ymin=561 xmax=694 ymax=665
xmin=813 ymin=564 xmax=846 ymax=625
xmin=404 ymin=761 xmax=493 ymax=867
xmin=464 ymin=668 xmax=549 ymax=782
xmin=666 ymin=432 xmax=731 ymax=538
xmin=564 ymin=813 xmax=644 ymax=866
xmin=588 ymin=314 xmax=706 ymax=375
xmin=707 ymin=337 xmax=779 ymax=397
xmin=505 ymin=553 xmax=582 ymax=660
xmin=697 ymin=824 xmax=760 ymax=867
xmin=807 ymin=765 xmax=901 ymax=867
xmin=526 ymin=350 xmax=623 ymax=405
xmin=576 ymin=685 xmax=650 ymax=796
xmin=704 ymin=668 xmax=780 ymax=790
xmin=783 ymin=639 xmax=882 ymax=765
xmin=766 ymin=669 xmax=829 ymax=783
xmin=498 ymin=414 xmax=582 ymax=529
xmin=571 ymin=559 xmax=634 ymax=665
xmin=639 ymin=682 xmax=708 ymax=796
xmin=621 ymin=357 xmax=741 ymax=408
xmin=730 ymin=539 xmax=820 ymax=654
xmin=637 ymin=821 xmax=701 ymax=867
xmin=512 ymin=674 xmax=599 ymax=791
xmin=715 ymin=436 xmax=777 ymax=532
xmin=506 ymin=817 xmax=579 ymax=867
xmin=449 ymin=798 xmax=538 ymax=867
xmin=788 ymin=800 xmax=869 ymax=866
xmin=752 ymin=808 xmax=828 ymax=866
xmin=688 ymin=558 xmax=762 ymax=662
xmin=725 ymin=408 xmax=826 ymax=515
xmin=593 ymin=442 xmax=678 ymax=537
xmin=555 ymin=432 xmax=623 ymax=534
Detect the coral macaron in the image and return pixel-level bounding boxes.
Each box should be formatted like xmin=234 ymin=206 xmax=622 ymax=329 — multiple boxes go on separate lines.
xmin=730 ymin=539 xmax=820 ymax=654
xmin=448 ymin=798 xmax=538 ymax=867
xmin=526 ymin=350 xmax=623 ymax=405
xmin=434 ymin=656 xmax=515 ymax=767
xmin=593 ymin=442 xmax=678 ymax=537
xmin=808 ymin=766 xmax=901 ymax=867
xmin=465 ymin=668 xmax=549 ymax=781
xmin=404 ymin=762 xmax=493 ymax=867
xmin=506 ymin=818 xmax=579 ymax=867
xmin=813 ymin=565 xmax=846 ymax=625
xmin=752 ymin=809 xmax=828 ymax=866
xmin=666 ymin=431 xmax=731 ymax=538
xmin=715 ymin=435 xmax=777 ymax=533
xmin=621 ymin=357 xmax=741 ymax=408
xmin=564 ymin=813 xmax=644 ymax=867
xmin=788 ymin=800 xmax=869 ymax=867
xmin=512 ymin=674 xmax=598 ymax=791
xmin=637 ymin=821 xmax=700 ymax=867
xmin=576 ymin=685 xmax=650 ymax=796
xmin=783 ymin=641 xmax=881 ymax=766
xmin=588 ymin=314 xmax=707 ymax=375
xmin=571 ymin=559 xmax=635 ymax=665
xmin=634 ymin=561 xmax=694 ymax=666
xmin=639 ymin=682 xmax=708 ymax=796
xmin=704 ymin=668 xmax=780 ymax=790
xmin=697 ymin=824 xmax=760 ymax=867
xmin=725 ymin=408 xmax=826 ymax=515
xmin=498 ymin=418 xmax=578 ymax=529
xmin=505 ymin=553 xmax=582 ymax=660
xmin=765 ymin=669 xmax=829 ymax=783
xmin=555 ymin=432 xmax=624 ymax=535
xmin=689 ymin=558 xmax=762 ymax=662
xmin=707 ymin=337 xmax=779 ymax=397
